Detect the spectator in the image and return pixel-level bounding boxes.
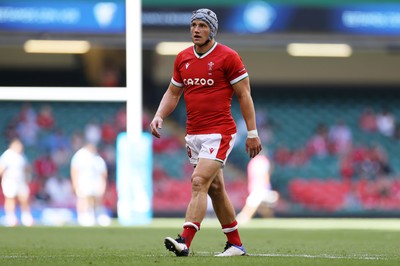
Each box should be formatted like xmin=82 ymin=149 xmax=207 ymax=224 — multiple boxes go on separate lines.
xmin=339 ymin=152 xmax=355 ymax=182
xmin=40 ymin=128 xmax=70 ymax=154
xmin=17 ymin=103 xmax=36 ymax=123
xmin=33 ymin=151 xmax=58 ymax=198
xmin=369 ymin=143 xmax=392 ymax=176
xmin=36 ymin=104 xmax=55 ymax=130
xmin=101 ymin=118 xmax=117 ymax=144
xmin=115 ymin=106 xmax=127 ymax=132
xmin=356 ymin=144 xmax=391 ymax=180
xmin=35 ymin=152 xmax=57 ymax=175
xmin=359 ymin=107 xmax=377 ymax=133
xmin=16 ymin=104 xmax=39 ymax=147
xmin=376 ymin=108 xmax=396 ymax=137
xmin=329 ymin=119 xmax=352 ymax=155
xmin=306 ymin=123 xmax=331 ymax=158
xmin=44 ymin=175 xmax=75 ymax=208
xmin=38 ymin=128 xmax=72 ymax=170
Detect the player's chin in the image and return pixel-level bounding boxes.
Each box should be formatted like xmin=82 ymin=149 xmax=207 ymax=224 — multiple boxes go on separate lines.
xmin=192 ymin=38 xmax=205 ymax=45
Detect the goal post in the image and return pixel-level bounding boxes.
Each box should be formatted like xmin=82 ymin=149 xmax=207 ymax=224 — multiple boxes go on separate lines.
xmin=116 ymin=0 xmax=153 ymax=225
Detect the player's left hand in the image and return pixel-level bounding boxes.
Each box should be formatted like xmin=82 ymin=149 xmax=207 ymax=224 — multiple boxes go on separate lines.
xmin=245 ymin=137 xmax=262 ymax=158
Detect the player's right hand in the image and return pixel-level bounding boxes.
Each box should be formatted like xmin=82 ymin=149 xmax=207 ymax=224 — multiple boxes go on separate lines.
xmin=150 ymin=116 xmax=163 ymax=138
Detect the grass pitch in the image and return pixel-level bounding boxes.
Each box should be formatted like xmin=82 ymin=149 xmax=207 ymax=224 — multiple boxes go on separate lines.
xmin=0 ymin=218 xmax=399 ymax=265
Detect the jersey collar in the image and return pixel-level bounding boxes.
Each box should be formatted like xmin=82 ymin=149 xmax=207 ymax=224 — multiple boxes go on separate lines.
xmin=193 ymin=42 xmax=218 ymax=59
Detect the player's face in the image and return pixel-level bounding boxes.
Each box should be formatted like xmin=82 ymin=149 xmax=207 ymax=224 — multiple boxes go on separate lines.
xmin=191 ymin=20 xmax=210 ymax=46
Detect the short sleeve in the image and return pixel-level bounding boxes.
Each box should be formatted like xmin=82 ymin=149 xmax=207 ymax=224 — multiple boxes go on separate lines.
xmin=171 ymin=53 xmax=184 ymax=88
xmin=224 ymin=51 xmax=249 ymax=85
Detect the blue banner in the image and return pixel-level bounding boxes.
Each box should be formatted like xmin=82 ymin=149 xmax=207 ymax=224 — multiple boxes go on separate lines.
xmin=143 ymin=2 xmax=400 ymax=36
xmin=331 ymin=4 xmax=400 ymax=35
xmin=0 ymin=0 xmax=125 ymax=33
xmin=222 ymin=2 xmax=294 ymax=34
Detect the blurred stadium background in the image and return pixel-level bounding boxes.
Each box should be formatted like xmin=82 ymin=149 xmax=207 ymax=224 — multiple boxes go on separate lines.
xmin=0 ymin=0 xmax=400 ymax=225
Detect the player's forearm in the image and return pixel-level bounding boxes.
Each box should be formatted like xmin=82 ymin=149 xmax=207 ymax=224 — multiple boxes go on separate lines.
xmin=70 ymin=168 xmax=78 ymax=188
xmin=101 ymin=173 xmax=107 ymax=194
xmin=237 ymin=93 xmax=257 ymax=131
xmin=155 ymin=89 xmax=181 ymax=119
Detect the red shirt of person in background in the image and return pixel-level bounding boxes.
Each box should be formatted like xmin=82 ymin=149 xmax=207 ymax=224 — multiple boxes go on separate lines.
xmin=359 ymin=107 xmax=377 ymax=133
xmin=101 ymin=121 xmax=117 ymax=144
xmin=34 ymin=153 xmax=58 ymax=180
xmin=37 ymin=105 xmax=55 ymax=130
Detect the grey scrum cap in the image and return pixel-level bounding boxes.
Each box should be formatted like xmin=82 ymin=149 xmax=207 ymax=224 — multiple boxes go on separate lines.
xmin=191 ymin=8 xmax=218 ymax=39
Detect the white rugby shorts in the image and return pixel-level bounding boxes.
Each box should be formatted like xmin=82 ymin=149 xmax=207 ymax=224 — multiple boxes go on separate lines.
xmin=75 ymin=177 xmax=104 ymax=198
xmin=1 ymin=178 xmax=29 ymax=199
xmin=185 ymin=133 xmax=236 ymax=166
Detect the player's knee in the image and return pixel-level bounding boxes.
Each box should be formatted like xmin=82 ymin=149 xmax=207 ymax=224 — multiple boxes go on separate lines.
xmin=191 ymin=175 xmax=209 ymax=192
xmin=208 ymin=181 xmax=224 ymax=198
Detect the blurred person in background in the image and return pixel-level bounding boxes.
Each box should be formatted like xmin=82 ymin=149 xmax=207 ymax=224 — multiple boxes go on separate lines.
xmin=236 ymin=150 xmax=279 ymax=224
xmin=33 ymin=150 xmax=58 ymax=204
xmin=36 ymin=104 xmax=55 ymax=131
xmin=150 ymin=8 xmax=262 ymax=256
xmin=358 ymin=107 xmax=377 ymax=133
xmin=328 ymin=119 xmax=353 ymax=155
xmin=70 ymin=143 xmax=110 ymax=226
xmin=44 ymin=175 xmax=75 ymax=208
xmin=376 ymin=108 xmax=396 ymax=137
xmin=101 ymin=117 xmax=118 ymax=145
xmin=16 ymin=103 xmax=39 ymax=147
xmin=306 ymin=123 xmax=331 ymax=158
xmin=115 ymin=106 xmax=127 ymax=132
xmin=0 ymin=138 xmax=34 ymax=226
xmin=84 ymin=120 xmax=101 ymax=146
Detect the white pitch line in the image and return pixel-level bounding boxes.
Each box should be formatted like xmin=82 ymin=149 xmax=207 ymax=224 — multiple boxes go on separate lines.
xmin=247 ymin=253 xmax=387 ymax=260
xmin=0 ymin=253 xmax=389 ymax=260
xmin=194 ymin=252 xmax=388 ymax=260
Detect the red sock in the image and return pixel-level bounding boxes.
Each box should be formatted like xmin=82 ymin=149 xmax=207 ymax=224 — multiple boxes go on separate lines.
xmin=222 ymin=220 xmax=242 ymax=246
xmin=181 ymin=222 xmax=200 ymax=248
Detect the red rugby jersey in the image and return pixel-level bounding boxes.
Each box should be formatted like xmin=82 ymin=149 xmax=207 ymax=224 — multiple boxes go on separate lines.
xmin=171 ymin=42 xmax=249 ymax=135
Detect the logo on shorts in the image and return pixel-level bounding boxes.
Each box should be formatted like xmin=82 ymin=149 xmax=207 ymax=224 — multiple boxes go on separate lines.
xmin=209 ymin=148 xmax=215 ymax=154
xmin=187 ymin=146 xmax=192 ymax=158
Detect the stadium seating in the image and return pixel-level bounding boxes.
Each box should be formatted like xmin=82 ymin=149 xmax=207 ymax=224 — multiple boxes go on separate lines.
xmin=249 ymin=89 xmax=400 ymax=215
xmin=1 ymin=87 xmax=400 ymax=217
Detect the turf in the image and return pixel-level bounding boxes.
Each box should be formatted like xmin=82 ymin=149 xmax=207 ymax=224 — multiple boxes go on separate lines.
xmin=0 ymin=218 xmax=399 ymax=266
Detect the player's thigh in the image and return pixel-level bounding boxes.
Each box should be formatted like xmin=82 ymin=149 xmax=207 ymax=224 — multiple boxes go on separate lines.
xmin=1 ymin=179 xmax=19 ymax=199
xmin=17 ymin=185 xmax=30 ymax=203
xmin=192 ymin=158 xmax=222 ymax=185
